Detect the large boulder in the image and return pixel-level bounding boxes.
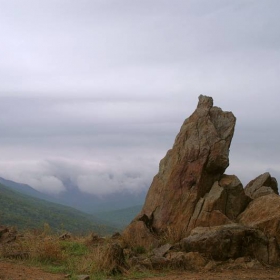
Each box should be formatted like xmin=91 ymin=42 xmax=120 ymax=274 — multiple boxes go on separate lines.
xmin=181 ymin=224 xmax=269 ymax=263
xmin=123 ymin=95 xmax=236 ymax=245
xmin=244 ymin=172 xmax=278 ymax=199
xmin=187 ymin=175 xmax=250 ymax=229
xmin=122 ymin=220 xmax=159 ymax=249
xmin=219 ymin=174 xmax=250 ymax=219
xmin=238 ymin=193 xmax=280 ymax=244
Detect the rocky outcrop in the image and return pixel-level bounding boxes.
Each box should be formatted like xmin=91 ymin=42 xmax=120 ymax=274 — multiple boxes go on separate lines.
xmin=181 ymin=224 xmax=269 ymax=263
xmin=238 ymin=194 xmax=280 ymax=244
xmin=187 ymin=175 xmax=250 ymax=230
xmin=123 ymin=95 xmax=236 ymax=244
xmin=122 ymin=95 xmax=280 ymax=269
xmin=244 ymin=172 xmax=278 ymax=199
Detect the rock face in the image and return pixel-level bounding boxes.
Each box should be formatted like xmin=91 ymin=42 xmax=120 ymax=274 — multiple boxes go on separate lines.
xmin=238 ymin=194 xmax=280 ymax=244
xmin=244 ymin=172 xmax=278 ymax=199
xmin=187 ymin=175 xmax=249 ymax=230
xmin=181 ymin=224 xmax=269 ymax=263
xmin=124 ymin=95 xmax=236 ymax=243
xmin=122 ymin=95 xmax=280 ymax=268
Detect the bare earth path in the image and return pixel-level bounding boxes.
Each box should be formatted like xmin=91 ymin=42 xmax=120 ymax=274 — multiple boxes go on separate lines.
xmin=141 ymin=268 xmax=280 ymax=280
xmin=1 ymin=260 xmax=280 ymax=280
xmin=0 ymin=260 xmax=65 ymax=280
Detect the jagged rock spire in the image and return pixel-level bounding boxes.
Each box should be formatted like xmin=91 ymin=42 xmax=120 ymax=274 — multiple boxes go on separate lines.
xmin=124 ymin=95 xmax=236 ymax=243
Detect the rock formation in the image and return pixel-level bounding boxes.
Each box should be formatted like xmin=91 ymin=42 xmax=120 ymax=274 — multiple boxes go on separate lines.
xmin=244 ymin=172 xmax=278 ymax=199
xmin=124 ymin=95 xmax=237 ymax=242
xmin=123 ymin=95 xmax=280 ymax=268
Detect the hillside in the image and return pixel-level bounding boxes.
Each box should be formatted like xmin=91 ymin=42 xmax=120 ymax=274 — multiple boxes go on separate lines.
xmin=0 ymin=177 xmax=147 ymax=213
xmin=0 ymin=177 xmax=60 ymax=203
xmin=0 ymin=183 xmax=117 ymax=235
xmin=94 ymin=205 xmax=142 ymax=229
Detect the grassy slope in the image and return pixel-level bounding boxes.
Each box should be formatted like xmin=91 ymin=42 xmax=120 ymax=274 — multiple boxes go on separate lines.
xmin=94 ymin=205 xmax=142 ymax=229
xmin=0 ymin=183 xmax=117 ymax=235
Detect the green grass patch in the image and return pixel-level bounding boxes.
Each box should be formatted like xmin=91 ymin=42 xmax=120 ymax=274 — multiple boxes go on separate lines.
xmin=60 ymin=241 xmax=89 ymax=256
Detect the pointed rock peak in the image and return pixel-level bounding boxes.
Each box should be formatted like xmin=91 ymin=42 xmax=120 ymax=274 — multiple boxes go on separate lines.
xmin=123 ymin=95 xmax=236 ymax=246
xmin=197 ymin=95 xmax=213 ymax=110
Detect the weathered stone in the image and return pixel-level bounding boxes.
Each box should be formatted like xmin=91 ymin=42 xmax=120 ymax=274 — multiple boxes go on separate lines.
xmin=166 ymin=252 xmax=186 ymax=268
xmin=188 ymin=182 xmax=231 ymax=230
xmin=268 ymin=237 xmax=280 ymax=265
xmin=0 ymin=226 xmax=17 ymax=243
xmin=122 ymin=95 xmax=280 ymax=266
xmin=3 ymin=251 xmax=29 ymax=259
xmin=170 ymin=242 xmax=182 ymax=251
xmin=152 ymin=243 xmax=172 ymax=257
xmin=184 ymin=252 xmax=207 ymax=270
xmin=204 ymin=260 xmax=218 ymax=271
xmin=244 ymin=172 xmax=278 ymax=199
xmin=138 ymin=258 xmax=153 ymax=269
xmin=181 ymin=224 xmax=269 ymax=263
xmin=122 ymin=221 xmax=159 ymax=249
xmin=166 ymin=251 xmax=206 ymax=270
xmin=149 ymin=256 xmax=169 ymax=269
xmin=238 ymin=194 xmax=280 ymax=244
xmin=188 ymin=175 xmax=249 ymax=229
xmin=253 ymin=186 xmax=276 ymax=198
xmin=124 ymin=95 xmax=236 ymax=245
xmin=77 ymin=275 xmax=90 ymax=280
xmin=59 ymin=232 xmax=71 ymax=240
xmin=219 ymin=174 xmax=250 ymax=219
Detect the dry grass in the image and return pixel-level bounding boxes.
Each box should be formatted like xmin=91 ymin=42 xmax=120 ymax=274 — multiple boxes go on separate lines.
xmin=122 ymin=225 xmax=158 ymax=251
xmin=0 ymin=228 xmax=129 ymax=278
xmin=160 ymin=225 xmax=187 ymax=244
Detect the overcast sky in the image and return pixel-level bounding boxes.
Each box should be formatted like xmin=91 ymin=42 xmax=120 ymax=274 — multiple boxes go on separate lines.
xmin=0 ymin=0 xmax=279 ymax=196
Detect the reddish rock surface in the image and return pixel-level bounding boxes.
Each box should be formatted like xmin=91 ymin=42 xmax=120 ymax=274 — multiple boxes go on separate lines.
xmin=244 ymin=172 xmax=278 ymax=199
xmin=124 ymin=95 xmax=236 ymax=243
xmin=181 ymin=224 xmax=269 ymax=263
xmin=238 ymin=193 xmax=280 ymax=244
xmin=123 ymin=95 xmax=280 ymax=267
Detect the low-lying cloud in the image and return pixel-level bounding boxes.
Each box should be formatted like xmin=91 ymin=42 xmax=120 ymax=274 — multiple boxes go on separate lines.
xmin=0 ymin=156 xmax=158 ymax=196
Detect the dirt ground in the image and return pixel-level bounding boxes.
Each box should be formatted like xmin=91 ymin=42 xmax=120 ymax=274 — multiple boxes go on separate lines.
xmin=0 ymin=260 xmax=65 ymax=280
xmin=1 ymin=260 xmax=280 ymax=280
xmin=141 ymin=268 xmax=280 ymax=280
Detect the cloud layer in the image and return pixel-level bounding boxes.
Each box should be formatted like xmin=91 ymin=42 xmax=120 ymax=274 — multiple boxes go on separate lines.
xmin=0 ymin=1 xmax=279 ymax=195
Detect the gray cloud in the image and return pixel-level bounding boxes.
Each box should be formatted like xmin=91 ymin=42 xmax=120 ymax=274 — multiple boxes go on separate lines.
xmin=0 ymin=1 xmax=279 ymax=195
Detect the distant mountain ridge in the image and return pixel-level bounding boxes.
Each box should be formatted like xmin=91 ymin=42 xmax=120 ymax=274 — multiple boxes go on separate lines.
xmin=0 ymin=176 xmax=147 ymax=213
xmin=0 ymin=182 xmax=117 ymax=235
xmin=95 ymin=205 xmax=142 ymax=229
xmin=0 ymin=177 xmax=60 ymax=203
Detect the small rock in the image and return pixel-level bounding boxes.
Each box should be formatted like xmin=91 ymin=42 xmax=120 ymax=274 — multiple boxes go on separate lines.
xmin=204 ymin=260 xmax=217 ymax=271
xmin=244 ymin=172 xmax=278 ymax=199
xmin=112 ymin=232 xmax=121 ymax=239
xmin=4 ymin=251 xmax=29 ymax=259
xmin=152 ymin=243 xmax=172 ymax=257
xmin=139 ymin=258 xmax=153 ymax=269
xmin=150 ymin=256 xmax=169 ymax=269
xmin=77 ymin=275 xmax=90 ymax=280
xmin=184 ymin=252 xmax=207 ymax=270
xmin=59 ymin=232 xmax=71 ymax=240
